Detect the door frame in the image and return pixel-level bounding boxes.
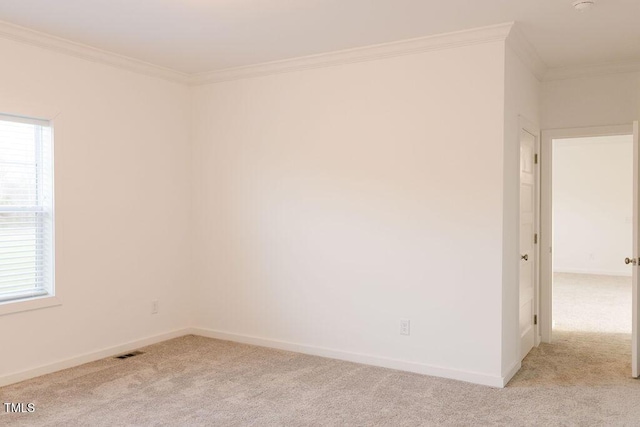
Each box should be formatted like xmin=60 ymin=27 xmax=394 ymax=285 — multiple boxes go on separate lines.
xmin=540 ymin=124 xmax=634 ymax=343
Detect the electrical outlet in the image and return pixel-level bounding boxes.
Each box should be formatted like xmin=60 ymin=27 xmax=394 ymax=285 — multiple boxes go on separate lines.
xmin=400 ymin=319 xmax=410 ymax=336
xmin=151 ymin=300 xmax=159 ymax=315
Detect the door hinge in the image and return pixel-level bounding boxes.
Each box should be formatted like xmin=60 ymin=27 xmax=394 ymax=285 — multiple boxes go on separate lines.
xmin=534 ymin=154 xmax=538 ymax=164
xmin=534 ymin=315 xmax=538 ymax=325
xmin=534 ymin=233 xmax=538 ymax=244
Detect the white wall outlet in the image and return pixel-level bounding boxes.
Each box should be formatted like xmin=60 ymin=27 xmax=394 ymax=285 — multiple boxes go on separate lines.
xmin=400 ymin=319 xmax=410 ymax=336
xmin=151 ymin=300 xmax=159 ymax=315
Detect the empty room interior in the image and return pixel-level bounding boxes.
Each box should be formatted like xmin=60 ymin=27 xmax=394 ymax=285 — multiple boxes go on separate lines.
xmin=553 ymin=134 xmax=633 ymax=336
xmin=550 ymin=133 xmax=634 ymax=381
xmin=1 ymin=0 xmax=640 ymax=425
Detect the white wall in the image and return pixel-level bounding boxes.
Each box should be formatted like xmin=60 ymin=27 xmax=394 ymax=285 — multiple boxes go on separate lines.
xmin=553 ymin=136 xmax=633 ymax=276
xmin=502 ymin=45 xmax=541 ymax=376
xmin=0 ymin=38 xmax=192 ymax=381
xmin=192 ymin=41 xmax=510 ymax=384
xmin=542 ymin=72 xmax=640 ymax=130
xmin=0 ymin=25 xmax=545 ymax=388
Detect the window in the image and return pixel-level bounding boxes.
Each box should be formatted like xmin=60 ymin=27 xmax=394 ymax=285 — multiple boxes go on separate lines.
xmin=0 ymin=114 xmax=54 ymax=304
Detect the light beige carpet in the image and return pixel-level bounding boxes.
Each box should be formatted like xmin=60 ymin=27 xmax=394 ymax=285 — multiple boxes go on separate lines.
xmin=553 ymin=272 xmax=631 ymax=334
xmin=1 ymin=332 xmax=639 ymax=426
xmin=1 ymin=274 xmax=638 ymax=426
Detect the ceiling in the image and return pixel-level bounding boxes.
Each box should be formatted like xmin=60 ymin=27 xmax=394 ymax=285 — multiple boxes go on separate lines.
xmin=0 ymin=0 xmax=639 ymax=75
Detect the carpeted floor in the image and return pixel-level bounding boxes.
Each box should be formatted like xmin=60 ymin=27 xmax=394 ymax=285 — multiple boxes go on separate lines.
xmin=553 ymin=272 xmax=631 ymax=334
xmin=1 ymin=273 xmax=638 ymax=426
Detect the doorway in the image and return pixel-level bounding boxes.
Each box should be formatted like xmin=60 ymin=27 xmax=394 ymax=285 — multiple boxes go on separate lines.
xmin=540 ymin=122 xmax=640 ymax=378
xmin=539 ymin=125 xmax=638 ymax=378
xmin=552 ymin=134 xmax=632 ymax=335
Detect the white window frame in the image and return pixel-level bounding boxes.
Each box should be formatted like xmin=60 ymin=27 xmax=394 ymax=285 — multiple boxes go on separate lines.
xmin=0 ymin=108 xmax=59 ymax=316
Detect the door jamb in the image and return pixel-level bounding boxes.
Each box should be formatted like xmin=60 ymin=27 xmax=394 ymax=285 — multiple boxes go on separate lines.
xmin=540 ymin=124 xmax=634 ymax=343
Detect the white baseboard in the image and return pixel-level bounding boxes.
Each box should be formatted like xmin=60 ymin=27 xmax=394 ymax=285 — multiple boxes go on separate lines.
xmin=190 ymin=327 xmax=507 ymax=388
xmin=554 ymin=268 xmax=631 ymax=277
xmin=0 ymin=328 xmax=191 ymax=388
xmin=1 ymin=326 xmax=511 ymax=389
xmin=501 ymin=360 xmax=522 ymax=387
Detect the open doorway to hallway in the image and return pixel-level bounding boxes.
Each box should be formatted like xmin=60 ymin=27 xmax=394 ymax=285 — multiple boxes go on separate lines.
xmin=552 ymin=135 xmax=633 ymax=337
xmin=536 ymin=133 xmax=635 ymax=384
xmin=518 ymin=130 xmax=637 ymax=386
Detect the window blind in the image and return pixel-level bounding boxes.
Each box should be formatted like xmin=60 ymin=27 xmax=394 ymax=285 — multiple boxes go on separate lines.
xmin=0 ymin=114 xmax=54 ymax=303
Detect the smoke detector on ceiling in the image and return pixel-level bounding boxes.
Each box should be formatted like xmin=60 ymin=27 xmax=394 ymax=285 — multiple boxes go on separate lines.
xmin=572 ymin=0 xmax=596 ymax=11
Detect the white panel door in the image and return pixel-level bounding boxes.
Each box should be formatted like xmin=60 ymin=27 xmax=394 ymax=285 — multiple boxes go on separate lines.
xmin=520 ymin=129 xmax=537 ymax=360
xmin=633 ymin=121 xmax=640 ymax=378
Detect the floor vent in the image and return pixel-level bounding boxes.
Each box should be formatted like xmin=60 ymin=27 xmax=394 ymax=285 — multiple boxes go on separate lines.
xmin=115 ymin=351 xmax=144 ymax=360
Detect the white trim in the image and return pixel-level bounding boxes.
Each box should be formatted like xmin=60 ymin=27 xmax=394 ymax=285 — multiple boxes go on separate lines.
xmin=540 ymin=124 xmax=635 ymax=343
xmin=190 ymin=327 xmax=507 ymax=388
xmin=555 ymin=136 xmax=633 ymax=147
xmin=0 ymin=101 xmax=61 ymax=125
xmin=505 ymin=26 xmax=547 ymax=81
xmin=0 ymin=109 xmax=56 ymax=314
xmin=0 ymin=328 xmax=190 ymax=387
xmin=553 ymin=269 xmax=632 ymax=277
xmin=501 ymin=361 xmax=522 ymax=387
xmin=633 ymin=121 xmax=640 ymax=378
xmin=2 ymin=16 xmax=640 ymax=86
xmin=540 ymin=130 xmax=553 ymax=344
xmin=0 ymin=113 xmax=50 ymax=127
xmin=544 ymin=60 xmax=640 ymax=82
xmin=543 ymin=125 xmax=634 ymax=139
xmin=0 ymin=326 xmax=511 ymax=389
xmin=191 ymin=22 xmax=515 ymax=85
xmin=0 ymin=294 xmax=60 ymax=316
xmin=0 ymin=19 xmax=190 ymax=84
xmin=0 ymin=18 xmax=514 ymax=86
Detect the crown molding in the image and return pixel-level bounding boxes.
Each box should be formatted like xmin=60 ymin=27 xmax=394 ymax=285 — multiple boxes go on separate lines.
xmin=0 ymin=20 xmax=190 ymax=84
xmin=190 ymin=22 xmax=515 ymax=86
xmin=505 ymin=24 xmax=547 ymax=81
xmin=3 ymin=17 xmax=639 ymax=87
xmin=543 ymin=60 xmax=640 ymax=82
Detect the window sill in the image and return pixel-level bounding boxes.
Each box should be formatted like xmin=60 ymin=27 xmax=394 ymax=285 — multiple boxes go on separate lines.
xmin=0 ymin=294 xmax=61 ymax=316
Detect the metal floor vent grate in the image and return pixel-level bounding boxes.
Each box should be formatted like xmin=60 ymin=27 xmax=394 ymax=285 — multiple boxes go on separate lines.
xmin=115 ymin=351 xmax=144 ymax=360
